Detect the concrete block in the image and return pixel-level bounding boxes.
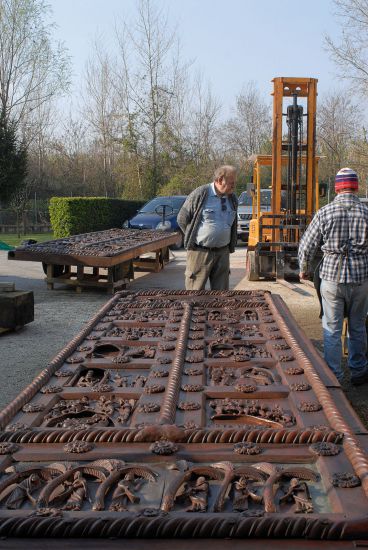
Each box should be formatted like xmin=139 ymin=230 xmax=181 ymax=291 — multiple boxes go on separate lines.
xmin=0 ymin=282 xmax=15 ymax=292
xmin=0 ymin=290 xmax=34 ymax=330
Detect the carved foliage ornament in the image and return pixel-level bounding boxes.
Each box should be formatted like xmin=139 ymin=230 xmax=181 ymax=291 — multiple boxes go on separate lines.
xmin=331 ymin=472 xmax=361 ymax=488
xmin=310 ymin=442 xmax=341 ymax=456
xmin=95 ymin=384 xmax=113 ymax=393
xmin=290 ymin=383 xmax=311 ymax=392
xmin=54 ymin=369 xmax=74 ymax=377
xmin=41 ymin=385 xmax=63 ymax=394
xmin=184 ymin=367 xmax=202 ymax=376
xmin=5 ymin=423 xmax=29 ymax=432
xmin=138 ymin=403 xmax=160 ymax=413
xmin=181 ymin=384 xmax=204 ymax=392
xmin=278 ymin=355 xmax=295 ymax=362
xmin=178 ymin=401 xmax=201 ymax=411
xmin=285 ymin=367 xmax=304 ymax=375
xmin=22 ymin=403 xmax=45 ymax=413
xmin=64 ymin=441 xmax=94 ymax=453
xmin=144 ymin=384 xmax=165 ymax=394
xmin=235 ymin=384 xmax=257 ymax=393
xmin=298 ymin=401 xmax=322 ymax=412
xmin=233 ymin=442 xmax=262 ymax=455
xmin=66 ymin=355 xmax=85 ymax=364
xmin=187 ymin=343 xmax=203 ymax=350
xmin=0 ymin=442 xmax=19 ymax=454
xmin=151 ymin=369 xmax=169 ymax=378
xmin=149 ymin=440 xmax=178 ymax=455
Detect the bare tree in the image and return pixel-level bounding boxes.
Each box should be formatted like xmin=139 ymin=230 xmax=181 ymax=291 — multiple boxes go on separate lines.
xmin=114 ymin=30 xmax=146 ymax=199
xmin=115 ymin=0 xmax=182 ymax=197
xmin=10 ymin=178 xmax=32 ymax=236
xmin=0 ymin=0 xmax=70 ymax=128
xmin=326 ymin=0 xmax=368 ymax=94
xmin=188 ymin=73 xmax=221 ymax=167
xmin=317 ymin=90 xmax=363 ymax=190
xmin=23 ymin=99 xmax=58 ymax=193
xmin=83 ymin=40 xmax=120 ymax=196
xmin=221 ymin=82 xmax=271 ymax=167
xmin=48 ymin=112 xmax=90 ymax=196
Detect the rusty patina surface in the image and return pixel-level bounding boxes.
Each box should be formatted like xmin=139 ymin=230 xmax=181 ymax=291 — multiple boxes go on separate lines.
xmin=0 ymin=290 xmax=367 ymax=543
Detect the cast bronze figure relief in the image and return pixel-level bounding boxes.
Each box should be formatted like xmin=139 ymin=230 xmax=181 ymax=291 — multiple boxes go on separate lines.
xmin=0 ymin=290 xmax=367 ymax=542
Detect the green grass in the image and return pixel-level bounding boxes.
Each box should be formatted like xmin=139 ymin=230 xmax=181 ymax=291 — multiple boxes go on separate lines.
xmin=1 ymin=233 xmax=54 ymax=247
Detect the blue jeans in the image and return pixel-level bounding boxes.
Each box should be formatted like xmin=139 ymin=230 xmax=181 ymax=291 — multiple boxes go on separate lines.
xmin=320 ymin=279 xmax=368 ymax=381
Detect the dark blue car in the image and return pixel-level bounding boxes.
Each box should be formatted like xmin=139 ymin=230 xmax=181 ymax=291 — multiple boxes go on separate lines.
xmin=123 ymin=195 xmax=187 ymax=248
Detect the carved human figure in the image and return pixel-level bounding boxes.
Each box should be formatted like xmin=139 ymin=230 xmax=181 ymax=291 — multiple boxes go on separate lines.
xmin=186 ymin=476 xmax=209 ymax=513
xmin=95 ymin=396 xmax=114 ymax=416
xmin=240 ymin=367 xmax=271 ymax=386
xmin=5 ymin=473 xmax=42 ymax=509
xmin=77 ymin=370 xmax=99 ymax=387
xmin=222 ymin=370 xmax=236 ymax=386
xmin=133 ymin=375 xmax=147 ymax=388
xmin=109 ymin=473 xmax=143 ymax=511
xmin=116 ymin=399 xmax=135 ymax=423
xmin=209 ymin=341 xmax=234 ymax=358
xmin=63 ymin=472 xmax=88 ymax=511
xmin=232 ymin=476 xmax=263 ymax=512
xmin=210 ymin=368 xmax=223 ymax=385
xmin=279 ymin=478 xmax=313 ymax=513
xmin=68 ymin=397 xmax=90 ymax=414
xmin=252 ymin=368 xmax=272 ymax=385
xmin=115 ymin=374 xmax=129 ymax=387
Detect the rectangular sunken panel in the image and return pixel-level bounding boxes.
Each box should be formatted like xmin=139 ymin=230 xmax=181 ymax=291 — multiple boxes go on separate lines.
xmin=0 ymin=290 xmax=368 ymax=543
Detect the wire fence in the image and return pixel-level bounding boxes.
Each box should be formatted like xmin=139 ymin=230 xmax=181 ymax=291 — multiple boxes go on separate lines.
xmin=0 ymin=209 xmax=51 ymax=234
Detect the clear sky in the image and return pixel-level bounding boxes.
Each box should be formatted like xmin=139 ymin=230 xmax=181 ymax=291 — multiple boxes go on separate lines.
xmin=48 ymin=0 xmax=342 ymax=113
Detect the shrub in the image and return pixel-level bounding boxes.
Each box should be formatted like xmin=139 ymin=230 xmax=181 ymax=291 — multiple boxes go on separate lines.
xmin=49 ymin=197 xmax=145 ymax=238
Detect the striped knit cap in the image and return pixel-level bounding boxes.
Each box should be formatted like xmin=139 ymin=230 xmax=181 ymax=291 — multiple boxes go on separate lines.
xmin=335 ymin=167 xmax=359 ymax=192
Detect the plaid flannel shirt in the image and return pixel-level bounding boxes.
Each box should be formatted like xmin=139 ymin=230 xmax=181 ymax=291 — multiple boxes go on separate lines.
xmin=298 ymin=193 xmax=368 ymax=283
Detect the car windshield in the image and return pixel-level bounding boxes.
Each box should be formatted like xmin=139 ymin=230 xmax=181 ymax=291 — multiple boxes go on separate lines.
xmin=139 ymin=197 xmax=186 ymax=213
xmin=238 ymin=192 xmax=252 ymax=206
xmin=238 ymin=190 xmax=271 ymax=207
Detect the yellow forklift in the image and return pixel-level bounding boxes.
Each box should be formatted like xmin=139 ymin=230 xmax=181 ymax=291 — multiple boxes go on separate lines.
xmin=245 ymin=77 xmax=324 ymax=281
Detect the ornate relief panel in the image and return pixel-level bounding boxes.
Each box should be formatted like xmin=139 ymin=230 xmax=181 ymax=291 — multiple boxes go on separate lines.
xmin=0 ymin=290 xmax=367 ymax=542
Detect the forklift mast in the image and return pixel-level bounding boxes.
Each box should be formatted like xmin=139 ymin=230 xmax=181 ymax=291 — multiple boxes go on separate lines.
xmin=246 ymin=77 xmax=319 ymax=281
xmin=272 ymin=77 xmax=318 ymax=229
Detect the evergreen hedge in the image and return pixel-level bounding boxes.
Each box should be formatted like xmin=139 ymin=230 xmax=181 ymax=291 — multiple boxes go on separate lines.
xmin=49 ymin=197 xmax=145 ymax=238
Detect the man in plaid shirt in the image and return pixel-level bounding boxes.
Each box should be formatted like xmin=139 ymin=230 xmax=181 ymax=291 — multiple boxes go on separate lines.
xmin=298 ymin=167 xmax=368 ymax=385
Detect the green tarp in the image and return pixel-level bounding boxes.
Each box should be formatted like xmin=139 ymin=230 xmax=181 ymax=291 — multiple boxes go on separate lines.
xmin=0 ymin=240 xmax=13 ymax=250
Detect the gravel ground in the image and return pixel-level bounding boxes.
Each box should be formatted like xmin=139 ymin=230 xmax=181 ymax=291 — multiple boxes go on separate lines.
xmin=0 ymin=245 xmax=366 ymax=426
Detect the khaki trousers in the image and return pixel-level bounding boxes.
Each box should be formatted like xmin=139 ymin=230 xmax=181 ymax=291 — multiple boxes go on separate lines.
xmin=185 ymin=248 xmax=230 ymax=290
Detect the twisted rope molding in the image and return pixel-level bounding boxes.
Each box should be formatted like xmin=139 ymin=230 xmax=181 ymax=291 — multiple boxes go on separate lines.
xmin=0 ymin=427 xmax=343 ymax=445
xmin=0 ymin=293 xmax=121 ymax=430
xmin=158 ymin=302 xmax=192 ymax=424
xmin=184 ymin=427 xmax=343 ymax=445
xmin=0 ymin=513 xmax=366 ymax=539
xmin=266 ymin=294 xmax=368 ymax=499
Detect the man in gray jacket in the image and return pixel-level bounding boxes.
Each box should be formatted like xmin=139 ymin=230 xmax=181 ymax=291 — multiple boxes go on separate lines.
xmin=177 ymin=165 xmax=238 ymax=290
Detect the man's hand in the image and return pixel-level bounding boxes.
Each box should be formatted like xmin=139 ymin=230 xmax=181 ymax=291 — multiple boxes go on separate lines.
xmin=299 ymin=271 xmax=309 ymax=280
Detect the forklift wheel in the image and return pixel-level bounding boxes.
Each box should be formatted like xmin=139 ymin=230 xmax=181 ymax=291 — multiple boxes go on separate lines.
xmin=245 ymin=250 xmax=259 ymax=281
